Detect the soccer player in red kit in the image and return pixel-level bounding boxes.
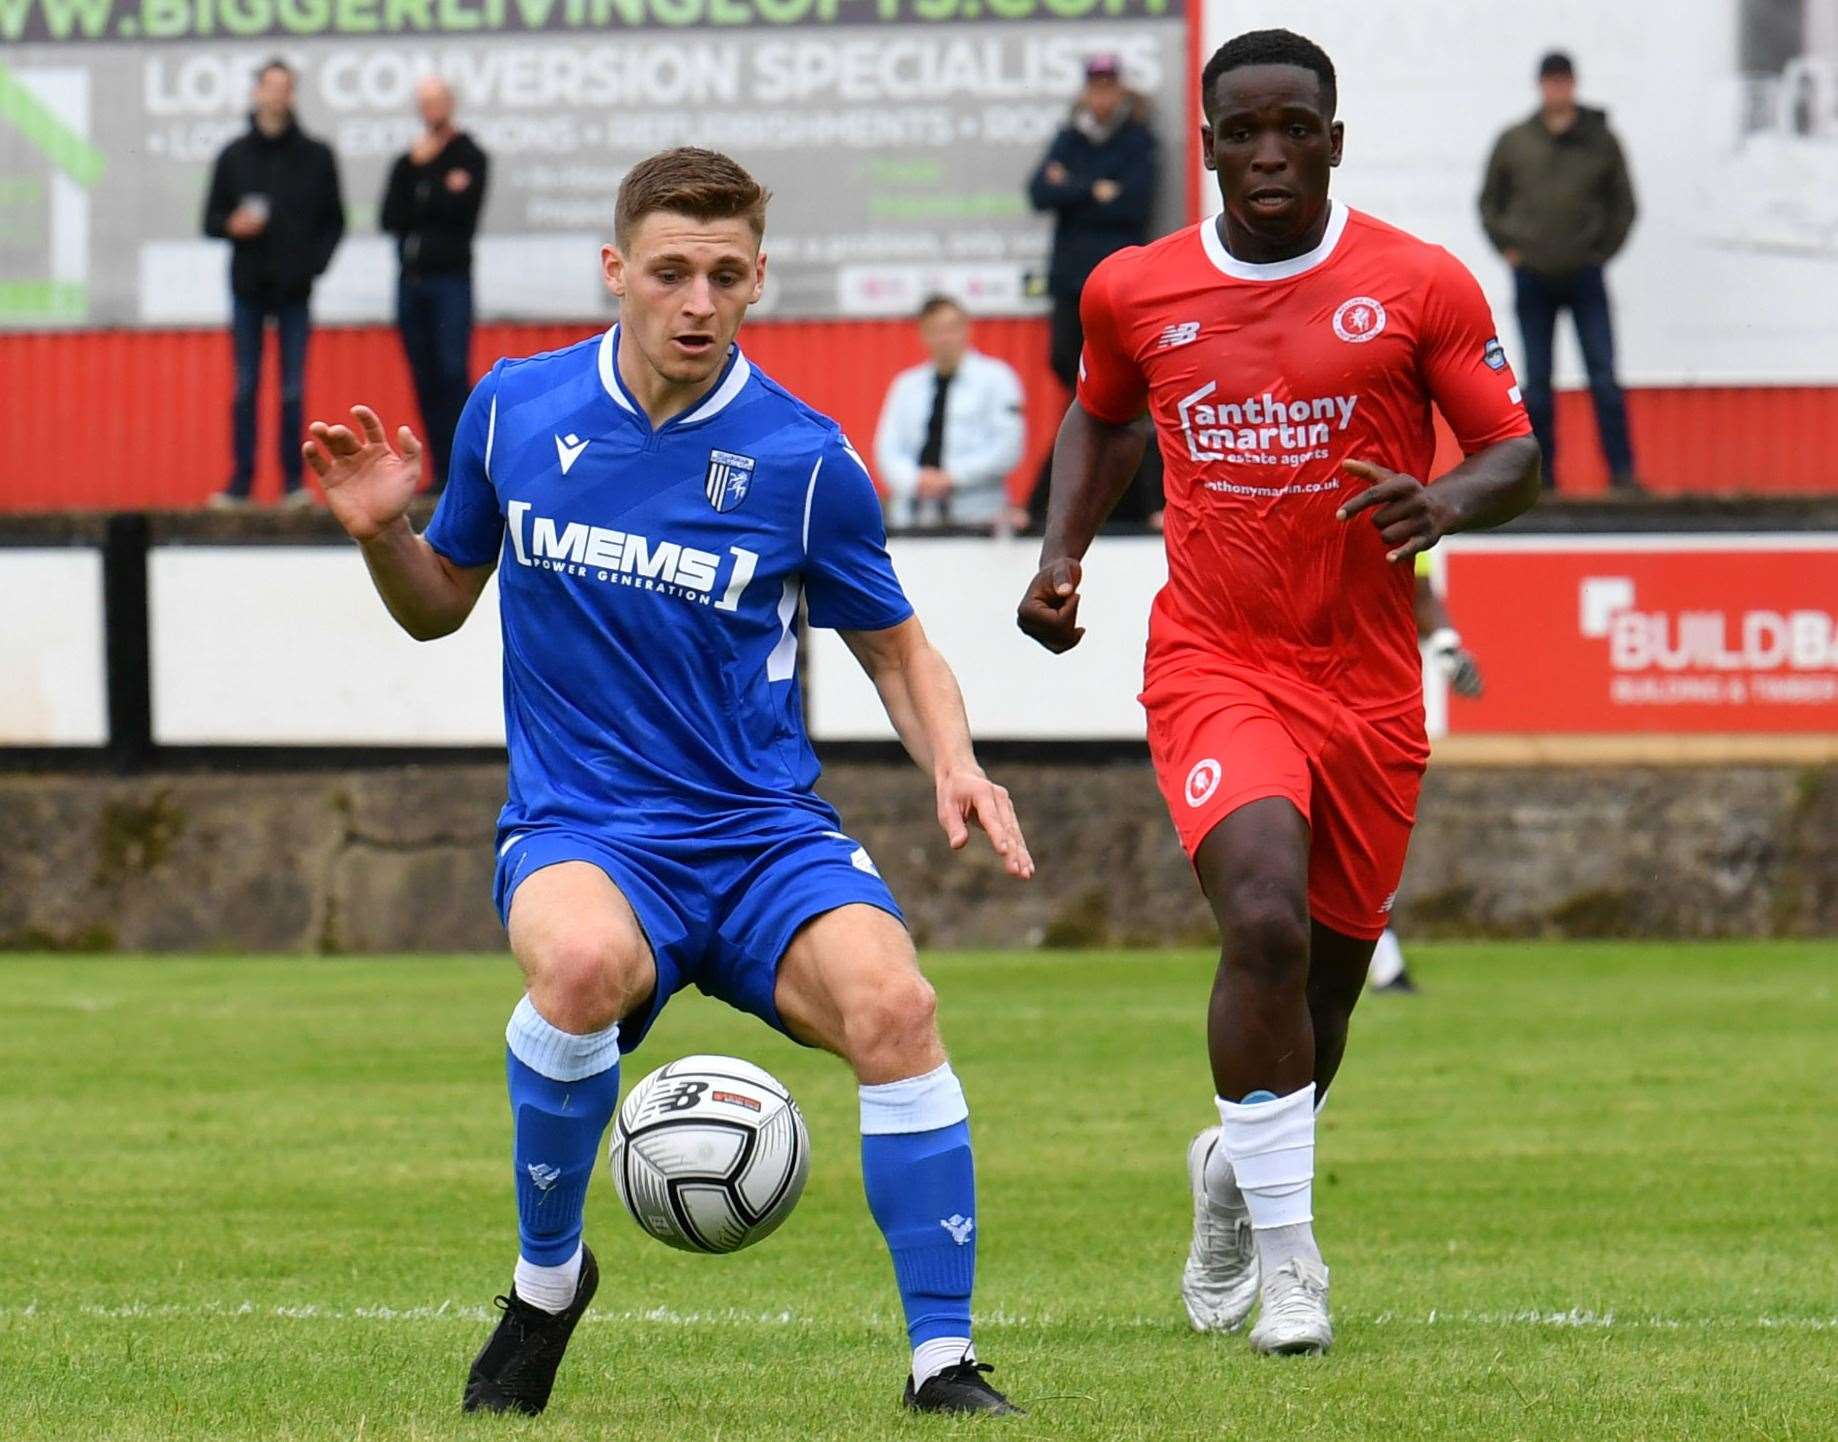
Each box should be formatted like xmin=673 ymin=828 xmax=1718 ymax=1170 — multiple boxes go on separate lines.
xmin=1017 ymin=29 xmax=1540 ymax=1356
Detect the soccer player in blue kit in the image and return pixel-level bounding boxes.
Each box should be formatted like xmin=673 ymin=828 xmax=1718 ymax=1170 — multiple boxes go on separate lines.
xmin=304 ymin=148 xmax=1031 ymax=1418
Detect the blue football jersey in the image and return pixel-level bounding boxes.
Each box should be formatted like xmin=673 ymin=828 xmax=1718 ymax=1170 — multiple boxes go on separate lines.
xmin=424 ymin=326 xmax=913 ymax=839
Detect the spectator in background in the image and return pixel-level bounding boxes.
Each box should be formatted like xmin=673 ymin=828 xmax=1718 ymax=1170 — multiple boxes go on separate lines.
xmin=874 ymin=295 xmax=1026 ymax=532
xmin=1026 ymin=54 xmax=1162 ymax=529
xmin=1028 ymin=54 xmax=1158 ymax=394
xmin=381 ymin=77 xmax=489 ymax=495
xmin=202 ymin=59 xmax=345 ymax=509
xmin=1480 ymin=52 xmax=1640 ymax=492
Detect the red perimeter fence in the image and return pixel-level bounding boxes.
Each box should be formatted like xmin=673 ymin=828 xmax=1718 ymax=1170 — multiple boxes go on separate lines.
xmin=3 ymin=321 xmax=1837 ymax=509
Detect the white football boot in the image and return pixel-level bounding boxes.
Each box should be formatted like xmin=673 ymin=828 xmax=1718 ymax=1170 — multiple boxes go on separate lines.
xmin=1180 ymin=1127 xmax=1260 ymax=1333
xmin=1248 ymin=1257 xmax=1333 ymax=1356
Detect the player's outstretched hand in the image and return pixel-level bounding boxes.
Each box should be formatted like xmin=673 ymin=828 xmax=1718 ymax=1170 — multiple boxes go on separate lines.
xmin=937 ymin=768 xmax=1035 ymax=880
xmin=1337 ymin=459 xmax=1455 ymax=563
xmin=1016 ymin=557 xmax=1086 ymax=653
xmin=304 ymin=405 xmax=424 ymax=544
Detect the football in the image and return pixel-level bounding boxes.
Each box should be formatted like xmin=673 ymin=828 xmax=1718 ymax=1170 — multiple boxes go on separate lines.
xmin=610 ymin=1054 xmax=811 ymax=1254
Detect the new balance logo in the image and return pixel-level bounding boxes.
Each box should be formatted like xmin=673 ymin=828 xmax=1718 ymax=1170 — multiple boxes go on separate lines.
xmin=1157 ymin=321 xmax=1201 ymax=350
xmin=940 ymin=1214 xmax=974 ymax=1246
xmin=527 ymin=1162 xmax=561 ymax=1192
xmin=555 ymin=433 xmax=589 ymax=475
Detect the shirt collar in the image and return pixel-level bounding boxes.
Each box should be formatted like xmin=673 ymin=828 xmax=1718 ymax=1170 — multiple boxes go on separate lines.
xmin=596 ymin=324 xmax=753 ymax=430
xmin=1199 ymin=200 xmax=1349 ymax=283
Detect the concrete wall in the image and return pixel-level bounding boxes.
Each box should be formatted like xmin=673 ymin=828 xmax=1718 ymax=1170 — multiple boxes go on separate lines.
xmin=2 ymin=760 xmax=1832 ymax=953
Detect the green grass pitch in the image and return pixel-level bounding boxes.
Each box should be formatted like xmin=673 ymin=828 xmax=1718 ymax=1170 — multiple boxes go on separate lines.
xmin=2 ymin=942 xmax=1834 ymax=1440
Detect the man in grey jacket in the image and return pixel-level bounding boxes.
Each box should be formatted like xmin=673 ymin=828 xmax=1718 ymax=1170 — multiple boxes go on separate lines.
xmin=1479 ymin=52 xmax=1640 ymax=491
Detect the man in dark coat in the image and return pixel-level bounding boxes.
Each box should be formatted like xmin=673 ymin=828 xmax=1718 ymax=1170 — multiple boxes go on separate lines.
xmin=1026 ymin=54 xmax=1162 ymax=528
xmin=381 ymin=76 xmax=489 ymax=494
xmin=202 ymin=59 xmax=346 ymax=507
xmin=1479 ymin=52 xmax=1640 ymax=491
xmin=1028 ymin=54 xmax=1159 ymax=388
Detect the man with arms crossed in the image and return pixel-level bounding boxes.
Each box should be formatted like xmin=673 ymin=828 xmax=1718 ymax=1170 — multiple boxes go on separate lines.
xmin=308 ymin=148 xmax=1028 ymax=1417
xmin=1017 ymin=31 xmax=1539 ymax=1355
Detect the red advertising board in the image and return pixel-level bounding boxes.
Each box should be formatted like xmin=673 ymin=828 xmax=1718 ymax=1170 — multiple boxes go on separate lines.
xmin=1438 ymin=537 xmax=1838 ymax=734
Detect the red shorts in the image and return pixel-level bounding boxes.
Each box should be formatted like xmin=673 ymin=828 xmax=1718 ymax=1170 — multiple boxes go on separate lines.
xmin=1141 ymin=663 xmax=1430 ymax=941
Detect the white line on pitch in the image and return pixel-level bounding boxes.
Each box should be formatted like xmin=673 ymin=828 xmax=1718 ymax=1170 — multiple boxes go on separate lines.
xmin=0 ymin=1302 xmax=1832 ymax=1332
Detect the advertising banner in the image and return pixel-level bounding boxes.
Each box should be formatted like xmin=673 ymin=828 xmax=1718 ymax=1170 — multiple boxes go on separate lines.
xmin=1439 ymin=537 xmax=1838 ymax=734
xmin=0 ymin=0 xmax=1189 ymax=327
xmin=8 ymin=534 xmax=1833 ymax=746
xmin=0 ymin=547 xmax=107 ymax=744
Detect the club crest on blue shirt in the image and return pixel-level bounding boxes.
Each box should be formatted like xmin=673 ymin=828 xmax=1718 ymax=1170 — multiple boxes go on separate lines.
xmin=705 ymin=449 xmax=757 ymax=512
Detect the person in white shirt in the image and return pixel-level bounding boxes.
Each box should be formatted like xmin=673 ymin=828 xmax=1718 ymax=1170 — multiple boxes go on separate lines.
xmin=874 ymin=296 xmax=1026 ymax=531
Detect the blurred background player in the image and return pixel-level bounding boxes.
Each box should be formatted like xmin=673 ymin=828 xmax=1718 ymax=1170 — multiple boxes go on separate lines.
xmin=1026 ymin=53 xmax=1164 ymax=532
xmin=1415 ymin=555 xmax=1485 ymax=708
xmin=202 ymin=59 xmax=345 ymax=509
xmin=381 ymin=76 xmax=489 ymax=496
xmin=1366 ymin=554 xmax=1486 ymax=996
xmin=873 ymin=295 xmax=1027 ymax=532
xmin=1017 ymin=29 xmax=1539 ymax=1356
xmin=1479 ymin=51 xmax=1640 ymax=492
xmin=305 ymin=148 xmax=1031 ymax=1419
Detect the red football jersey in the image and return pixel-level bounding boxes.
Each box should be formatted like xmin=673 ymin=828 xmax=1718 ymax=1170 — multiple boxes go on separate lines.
xmin=1078 ymin=203 xmax=1531 ymax=717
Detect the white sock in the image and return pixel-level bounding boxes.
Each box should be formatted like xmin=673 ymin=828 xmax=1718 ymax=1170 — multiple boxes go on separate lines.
xmin=1216 ymin=1085 xmax=1323 ymax=1274
xmin=1368 ymin=929 xmax=1406 ymax=988
xmin=912 ymin=1336 xmax=973 ymax=1388
xmin=514 ymin=1243 xmax=583 ymax=1314
xmin=506 ymin=995 xmax=620 ymax=1080
xmin=858 ymin=1062 xmax=969 ymax=1134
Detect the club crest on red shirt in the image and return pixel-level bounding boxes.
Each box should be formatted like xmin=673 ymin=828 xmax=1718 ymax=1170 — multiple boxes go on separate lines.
xmin=1332 ymin=296 xmax=1387 ymax=343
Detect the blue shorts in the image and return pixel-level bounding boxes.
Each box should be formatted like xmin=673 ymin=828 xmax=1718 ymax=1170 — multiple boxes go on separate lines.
xmin=491 ymin=810 xmax=904 ymax=1054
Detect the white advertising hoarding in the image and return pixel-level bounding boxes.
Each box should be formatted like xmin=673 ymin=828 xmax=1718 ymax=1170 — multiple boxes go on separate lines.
xmin=149 ymin=546 xmax=507 ymax=745
xmin=806 ymin=534 xmax=1166 ymax=740
xmin=0 ymin=548 xmax=107 ymax=745
xmin=1199 ymin=0 xmax=1838 ymax=386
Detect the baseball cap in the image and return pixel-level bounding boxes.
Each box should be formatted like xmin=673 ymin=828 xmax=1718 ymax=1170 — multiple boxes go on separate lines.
xmin=1538 ymin=51 xmax=1575 ymax=79
xmin=1085 ymin=54 xmax=1122 ymax=81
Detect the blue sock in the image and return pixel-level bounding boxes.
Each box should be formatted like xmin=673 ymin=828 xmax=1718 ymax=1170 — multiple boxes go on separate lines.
xmin=860 ymin=1064 xmax=976 ymax=1351
xmin=506 ymin=995 xmax=622 ymax=1269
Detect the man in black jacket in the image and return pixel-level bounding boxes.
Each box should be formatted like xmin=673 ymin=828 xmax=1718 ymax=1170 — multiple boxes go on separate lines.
xmin=1479 ymin=52 xmax=1640 ymax=491
xmin=1028 ymin=54 xmax=1159 ymax=389
xmin=202 ymin=59 xmax=345 ymax=508
xmin=381 ymin=77 xmax=489 ymax=494
xmin=1025 ymin=54 xmax=1161 ymax=529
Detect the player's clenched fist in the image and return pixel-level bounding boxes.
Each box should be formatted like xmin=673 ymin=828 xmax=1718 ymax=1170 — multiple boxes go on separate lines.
xmin=1016 ymin=557 xmax=1086 ymax=653
xmin=304 ymin=405 xmax=425 ymax=544
xmin=1336 ymin=458 xmax=1457 ymax=564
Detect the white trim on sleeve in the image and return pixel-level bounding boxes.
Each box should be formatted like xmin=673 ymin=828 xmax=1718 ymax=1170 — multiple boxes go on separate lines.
xmin=483 ymin=394 xmax=497 ymax=482
xmin=801 ymin=453 xmax=823 ymax=555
